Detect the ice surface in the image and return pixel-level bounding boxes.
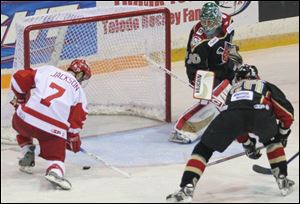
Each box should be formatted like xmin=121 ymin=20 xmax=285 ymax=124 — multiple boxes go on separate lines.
xmin=1 ymin=45 xmax=299 ymax=203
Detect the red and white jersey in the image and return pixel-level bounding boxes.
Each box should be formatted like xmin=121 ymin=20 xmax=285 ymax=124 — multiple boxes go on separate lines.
xmin=11 ymin=65 xmax=88 ymax=139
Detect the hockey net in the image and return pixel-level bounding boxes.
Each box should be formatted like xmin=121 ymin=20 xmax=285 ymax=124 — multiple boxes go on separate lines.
xmin=1 ymin=7 xmax=171 ymax=144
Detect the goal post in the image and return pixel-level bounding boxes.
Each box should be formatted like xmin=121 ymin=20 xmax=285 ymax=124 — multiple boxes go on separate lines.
xmin=1 ymin=7 xmax=171 ymax=144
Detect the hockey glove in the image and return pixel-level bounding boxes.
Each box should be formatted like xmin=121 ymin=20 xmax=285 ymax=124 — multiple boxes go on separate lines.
xmin=67 ymin=133 xmax=81 ymax=153
xmin=242 ymin=137 xmax=262 ymax=160
xmin=228 ymin=44 xmax=243 ymax=69
xmin=10 ymin=95 xmax=26 ymax=110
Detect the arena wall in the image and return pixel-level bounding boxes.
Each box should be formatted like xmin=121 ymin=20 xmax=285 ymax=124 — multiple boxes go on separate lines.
xmin=1 ymin=1 xmax=299 ymax=89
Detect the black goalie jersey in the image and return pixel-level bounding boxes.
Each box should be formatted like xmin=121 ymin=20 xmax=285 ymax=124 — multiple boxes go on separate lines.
xmin=226 ymin=79 xmax=294 ymax=129
xmin=185 ymin=13 xmax=235 ymax=85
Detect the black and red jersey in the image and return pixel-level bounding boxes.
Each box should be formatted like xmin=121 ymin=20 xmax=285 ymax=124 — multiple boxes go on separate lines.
xmin=185 ymin=13 xmax=235 ymax=85
xmin=226 ymin=79 xmax=294 ymax=129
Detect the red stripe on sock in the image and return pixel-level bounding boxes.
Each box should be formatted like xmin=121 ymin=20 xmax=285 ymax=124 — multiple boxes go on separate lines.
xmin=187 ymin=159 xmax=206 ymax=172
xmin=267 ymin=147 xmax=285 ymax=160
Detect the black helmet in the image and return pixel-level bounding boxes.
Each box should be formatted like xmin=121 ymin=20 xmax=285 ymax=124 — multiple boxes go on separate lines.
xmin=235 ymin=64 xmax=259 ymax=81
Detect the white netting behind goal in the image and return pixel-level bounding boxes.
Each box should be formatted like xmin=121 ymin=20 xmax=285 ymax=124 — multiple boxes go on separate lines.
xmin=1 ymin=7 xmax=171 ymax=144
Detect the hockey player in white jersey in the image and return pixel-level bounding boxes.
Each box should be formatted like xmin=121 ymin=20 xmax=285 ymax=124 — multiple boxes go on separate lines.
xmin=10 ymin=59 xmax=91 ymax=190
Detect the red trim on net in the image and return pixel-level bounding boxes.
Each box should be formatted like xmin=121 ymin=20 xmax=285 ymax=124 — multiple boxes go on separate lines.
xmin=23 ymin=8 xmax=172 ymax=122
xmin=164 ymin=8 xmax=171 ymax=123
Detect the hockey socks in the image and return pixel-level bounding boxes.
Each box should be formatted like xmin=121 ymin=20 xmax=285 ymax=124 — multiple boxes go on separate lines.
xmin=167 ymin=142 xmax=214 ymax=202
xmin=266 ymin=142 xmax=287 ymax=176
xmin=180 ymin=142 xmax=214 ymax=188
xmin=266 ymin=142 xmax=295 ymax=196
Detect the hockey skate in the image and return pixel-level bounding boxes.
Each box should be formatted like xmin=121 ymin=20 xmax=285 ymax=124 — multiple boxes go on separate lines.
xmin=272 ymin=172 xmax=295 ymax=196
xmin=169 ymin=131 xmax=192 ymax=144
xmin=45 ymin=170 xmax=72 ymax=190
xmin=169 ymin=130 xmax=199 ymax=144
xmin=166 ymin=184 xmax=194 ymax=203
xmin=19 ymin=145 xmax=35 ymax=174
xmin=242 ymin=138 xmax=262 ymax=159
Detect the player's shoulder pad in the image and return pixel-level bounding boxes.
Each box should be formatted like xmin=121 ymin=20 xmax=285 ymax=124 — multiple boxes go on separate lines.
xmin=190 ymin=22 xmax=209 ymax=51
xmin=221 ymin=13 xmax=234 ymax=34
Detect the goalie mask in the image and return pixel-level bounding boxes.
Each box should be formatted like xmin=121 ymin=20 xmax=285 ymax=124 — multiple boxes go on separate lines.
xmin=68 ymin=59 xmax=92 ymax=85
xmin=200 ymin=2 xmax=222 ymax=38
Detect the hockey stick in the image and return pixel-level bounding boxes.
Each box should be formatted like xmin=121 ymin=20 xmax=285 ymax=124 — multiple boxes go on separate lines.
xmin=80 ymin=147 xmax=131 ymax=178
xmin=252 ymin=151 xmax=299 ymax=175
xmin=145 ymin=56 xmax=217 ymax=102
xmin=207 ymin=146 xmax=265 ymax=167
xmin=145 ymin=56 xmax=194 ymax=89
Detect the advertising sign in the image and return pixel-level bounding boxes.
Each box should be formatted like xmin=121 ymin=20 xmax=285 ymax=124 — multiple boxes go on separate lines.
xmin=1 ymin=1 xmax=96 ymax=69
xmin=97 ymin=1 xmax=258 ymax=48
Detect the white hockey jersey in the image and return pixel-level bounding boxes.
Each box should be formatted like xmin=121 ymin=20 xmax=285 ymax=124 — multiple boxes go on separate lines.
xmin=11 ymin=65 xmax=88 ymax=139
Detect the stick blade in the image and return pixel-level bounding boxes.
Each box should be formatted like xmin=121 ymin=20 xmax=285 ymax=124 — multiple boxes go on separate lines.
xmin=252 ymin=164 xmax=272 ymax=175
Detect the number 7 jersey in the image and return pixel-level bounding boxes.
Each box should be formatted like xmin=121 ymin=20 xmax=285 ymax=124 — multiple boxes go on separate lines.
xmin=11 ymin=65 xmax=88 ymax=139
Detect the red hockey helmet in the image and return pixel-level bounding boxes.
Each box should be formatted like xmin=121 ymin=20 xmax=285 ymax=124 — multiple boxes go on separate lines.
xmin=67 ymin=59 xmax=92 ymax=81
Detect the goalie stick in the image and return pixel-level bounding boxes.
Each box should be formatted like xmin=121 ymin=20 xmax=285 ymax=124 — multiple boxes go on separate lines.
xmin=145 ymin=56 xmax=194 ymax=89
xmin=145 ymin=56 xmax=219 ymax=101
xmin=252 ymin=151 xmax=299 ymax=175
xmin=80 ymin=147 xmax=131 ymax=178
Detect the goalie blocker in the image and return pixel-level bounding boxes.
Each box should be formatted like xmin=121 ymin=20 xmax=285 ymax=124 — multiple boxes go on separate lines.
xmin=193 ymin=70 xmax=215 ymax=101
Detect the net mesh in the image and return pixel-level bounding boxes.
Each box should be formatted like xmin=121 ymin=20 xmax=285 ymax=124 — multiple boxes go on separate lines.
xmin=1 ymin=7 xmax=170 ymax=144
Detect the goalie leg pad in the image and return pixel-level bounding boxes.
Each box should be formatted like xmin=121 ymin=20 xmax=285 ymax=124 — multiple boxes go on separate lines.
xmin=170 ymin=80 xmax=231 ymax=144
xmin=170 ymin=103 xmax=219 ymax=144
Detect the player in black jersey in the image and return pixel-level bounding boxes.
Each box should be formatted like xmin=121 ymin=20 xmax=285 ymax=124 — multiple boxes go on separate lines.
xmin=185 ymin=2 xmax=242 ymax=86
xmin=170 ymin=2 xmax=243 ymax=144
xmin=167 ymin=64 xmax=295 ymax=202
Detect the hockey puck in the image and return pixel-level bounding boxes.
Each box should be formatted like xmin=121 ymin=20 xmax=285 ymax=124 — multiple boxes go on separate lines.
xmin=82 ymin=166 xmax=91 ymax=170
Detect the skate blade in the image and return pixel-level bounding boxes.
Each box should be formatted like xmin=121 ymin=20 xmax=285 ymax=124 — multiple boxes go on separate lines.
xmin=166 ymin=194 xmax=193 ymax=203
xmin=166 ymin=197 xmax=192 ymax=203
xmin=168 ymin=134 xmax=191 ymax=144
xmin=19 ymin=166 xmax=33 ymax=174
xmin=45 ymin=174 xmax=72 ymax=190
xmin=168 ymin=138 xmax=191 ymax=144
xmin=281 ymin=187 xmax=293 ymax=197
